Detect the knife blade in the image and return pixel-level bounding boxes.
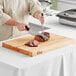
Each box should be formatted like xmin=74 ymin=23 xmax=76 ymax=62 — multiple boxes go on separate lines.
xmin=27 ymin=22 xmax=50 ymax=35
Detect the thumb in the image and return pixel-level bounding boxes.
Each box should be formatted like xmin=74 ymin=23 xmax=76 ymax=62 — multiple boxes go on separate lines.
xmin=40 ymin=16 xmax=45 ymax=24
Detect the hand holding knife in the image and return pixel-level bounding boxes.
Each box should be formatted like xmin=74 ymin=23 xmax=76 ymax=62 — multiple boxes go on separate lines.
xmin=25 ymin=13 xmax=45 ymax=32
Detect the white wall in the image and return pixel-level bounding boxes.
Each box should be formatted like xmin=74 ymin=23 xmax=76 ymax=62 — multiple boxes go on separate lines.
xmin=58 ymin=0 xmax=76 ymax=11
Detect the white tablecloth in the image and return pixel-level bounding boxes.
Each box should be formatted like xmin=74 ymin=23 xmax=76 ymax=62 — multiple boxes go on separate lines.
xmin=0 ymin=44 xmax=76 ymax=76
xmin=0 ymin=13 xmax=76 ymax=76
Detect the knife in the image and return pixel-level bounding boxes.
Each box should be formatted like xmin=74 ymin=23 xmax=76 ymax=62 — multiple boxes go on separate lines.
xmin=24 ymin=13 xmax=44 ymax=31
xmin=26 ymin=13 xmax=50 ymax=35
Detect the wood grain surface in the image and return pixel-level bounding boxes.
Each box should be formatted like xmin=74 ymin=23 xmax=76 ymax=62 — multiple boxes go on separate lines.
xmin=2 ymin=33 xmax=75 ymax=57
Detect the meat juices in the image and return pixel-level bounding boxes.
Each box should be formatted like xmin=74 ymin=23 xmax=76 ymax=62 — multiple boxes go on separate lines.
xmin=25 ymin=40 xmax=39 ymax=47
xmin=35 ymin=32 xmax=50 ymax=42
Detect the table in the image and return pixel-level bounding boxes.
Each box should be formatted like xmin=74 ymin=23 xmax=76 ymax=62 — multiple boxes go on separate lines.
xmin=0 ymin=13 xmax=76 ymax=76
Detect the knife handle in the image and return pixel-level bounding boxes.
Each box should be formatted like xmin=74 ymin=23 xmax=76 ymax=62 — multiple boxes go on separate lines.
xmin=41 ymin=13 xmax=44 ymax=16
xmin=25 ymin=26 xmax=30 ymax=31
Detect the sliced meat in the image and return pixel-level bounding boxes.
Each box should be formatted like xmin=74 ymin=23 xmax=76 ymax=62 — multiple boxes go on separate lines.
xmin=42 ymin=32 xmax=50 ymax=38
xmin=25 ymin=40 xmax=39 ymax=47
xmin=25 ymin=32 xmax=50 ymax=47
xmin=35 ymin=32 xmax=50 ymax=42
xmin=32 ymin=40 xmax=39 ymax=47
xmin=35 ymin=35 xmax=45 ymax=42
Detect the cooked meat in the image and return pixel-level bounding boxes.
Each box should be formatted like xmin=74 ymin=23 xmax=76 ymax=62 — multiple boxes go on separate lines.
xmin=35 ymin=35 xmax=44 ymax=42
xmin=25 ymin=40 xmax=39 ymax=47
xmin=35 ymin=32 xmax=50 ymax=42
xmin=25 ymin=32 xmax=50 ymax=47
xmin=42 ymin=32 xmax=50 ymax=38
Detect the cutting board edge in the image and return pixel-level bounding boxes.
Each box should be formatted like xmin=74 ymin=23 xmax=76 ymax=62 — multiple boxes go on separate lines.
xmin=2 ymin=34 xmax=76 ymax=57
xmin=2 ymin=42 xmax=34 ymax=57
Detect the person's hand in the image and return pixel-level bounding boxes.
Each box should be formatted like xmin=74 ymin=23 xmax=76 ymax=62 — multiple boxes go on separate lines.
xmin=5 ymin=19 xmax=29 ymax=31
xmin=33 ymin=10 xmax=45 ymax=24
xmin=16 ymin=23 xmax=29 ymax=31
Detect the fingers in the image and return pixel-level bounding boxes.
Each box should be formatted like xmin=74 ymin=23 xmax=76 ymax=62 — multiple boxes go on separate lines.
xmin=33 ymin=10 xmax=45 ymax=24
xmin=37 ymin=13 xmax=45 ymax=24
xmin=39 ymin=16 xmax=45 ymax=24
xmin=17 ymin=23 xmax=29 ymax=31
xmin=34 ymin=13 xmax=45 ymax=24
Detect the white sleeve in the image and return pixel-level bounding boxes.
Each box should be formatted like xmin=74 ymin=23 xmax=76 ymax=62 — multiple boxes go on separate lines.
xmin=29 ymin=0 xmax=42 ymax=16
xmin=0 ymin=1 xmax=11 ymax=25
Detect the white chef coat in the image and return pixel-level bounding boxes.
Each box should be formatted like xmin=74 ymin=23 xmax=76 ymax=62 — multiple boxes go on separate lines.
xmin=0 ymin=0 xmax=42 ymax=41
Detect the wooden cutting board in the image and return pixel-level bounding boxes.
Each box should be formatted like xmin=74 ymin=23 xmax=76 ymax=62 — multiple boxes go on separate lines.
xmin=2 ymin=33 xmax=75 ymax=57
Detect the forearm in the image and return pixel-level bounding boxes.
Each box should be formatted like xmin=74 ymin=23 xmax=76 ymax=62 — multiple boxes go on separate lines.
xmin=5 ymin=19 xmax=19 ymax=26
